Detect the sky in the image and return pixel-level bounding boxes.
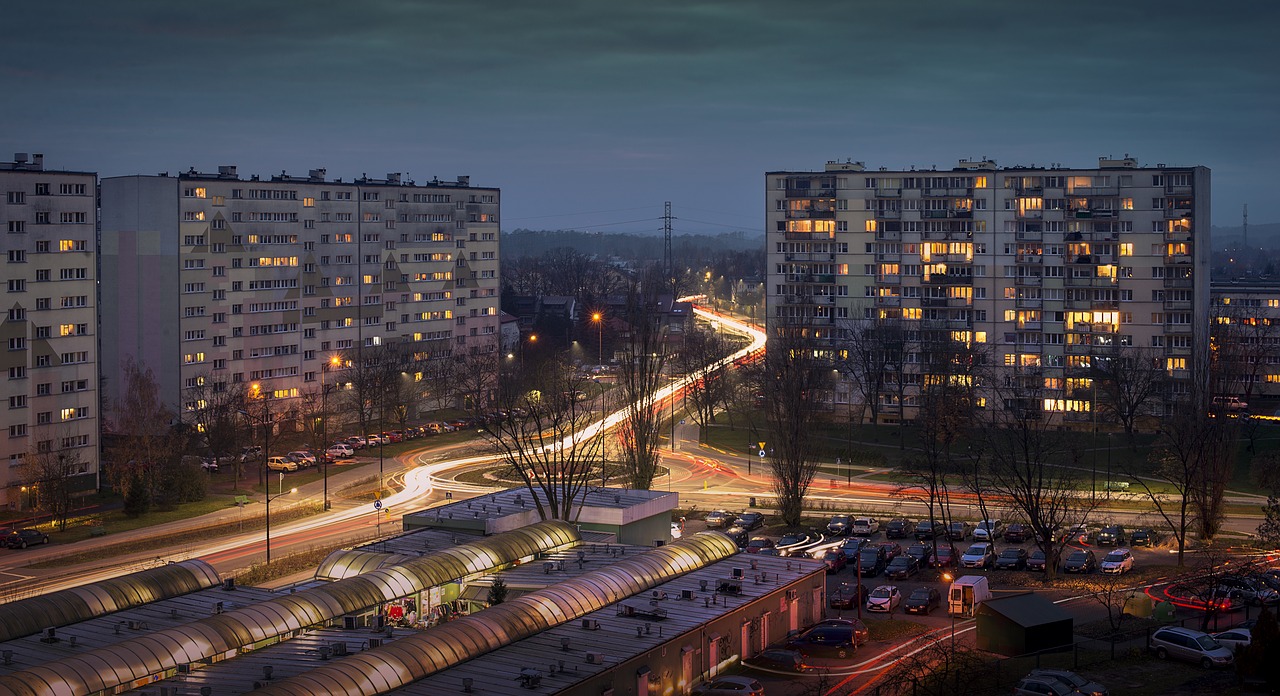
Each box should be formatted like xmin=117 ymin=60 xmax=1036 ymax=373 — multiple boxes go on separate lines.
xmin=3 ymin=0 xmax=1277 ymax=234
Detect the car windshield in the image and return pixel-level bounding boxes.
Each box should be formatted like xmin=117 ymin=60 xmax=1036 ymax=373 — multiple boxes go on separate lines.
xmin=859 ymin=549 xmax=879 ymax=559
xmin=779 ymin=535 xmax=804 ymax=545
xmin=870 ymin=587 xmax=894 ymax=598
xmin=1000 ymin=549 xmax=1021 ymax=557
xmin=937 ymin=547 xmax=953 ymax=557
xmin=823 ymin=552 xmax=841 ymax=561
xmin=1030 ymin=550 xmax=1045 ymax=559
xmin=1105 ymin=552 xmax=1127 ymax=562
xmin=1068 ymin=551 xmax=1089 ymax=562
xmin=830 ymin=516 xmax=850 ymax=525
xmin=966 ymin=545 xmax=987 ymax=555
xmin=910 ymin=588 xmax=932 ymax=599
xmin=977 ymin=521 xmax=992 ymax=530
xmin=888 ymin=557 xmax=908 ymax=566
xmin=748 ymin=539 xmax=769 ymax=547
xmin=1196 ymin=635 xmax=1223 ymax=650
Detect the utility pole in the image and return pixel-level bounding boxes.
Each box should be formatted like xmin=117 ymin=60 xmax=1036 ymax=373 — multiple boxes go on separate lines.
xmin=663 ymin=201 xmax=675 ymax=296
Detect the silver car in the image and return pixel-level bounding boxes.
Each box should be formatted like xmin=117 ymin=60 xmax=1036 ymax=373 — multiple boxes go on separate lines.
xmin=1150 ymin=626 xmax=1234 ymax=668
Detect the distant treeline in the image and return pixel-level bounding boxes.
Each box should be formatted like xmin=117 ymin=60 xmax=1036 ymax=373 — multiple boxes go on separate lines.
xmin=502 ymin=229 xmax=762 ymax=261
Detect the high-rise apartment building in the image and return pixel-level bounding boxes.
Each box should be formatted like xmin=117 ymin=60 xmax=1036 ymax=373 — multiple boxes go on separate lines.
xmin=766 ymin=157 xmax=1210 ymax=424
xmin=0 ymin=154 xmax=100 ymax=509
xmin=100 ymin=167 xmax=500 ymax=427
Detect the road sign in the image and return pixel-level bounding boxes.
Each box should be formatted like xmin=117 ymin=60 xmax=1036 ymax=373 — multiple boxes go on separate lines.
xmin=759 ymin=450 xmax=766 ymax=459
xmin=373 ymin=499 xmax=383 ymax=510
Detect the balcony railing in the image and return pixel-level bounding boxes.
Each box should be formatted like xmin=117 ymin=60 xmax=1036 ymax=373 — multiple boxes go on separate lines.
xmin=1015 ymin=275 xmax=1043 ymax=286
xmin=785 ymin=187 xmax=835 ymax=198
xmin=1016 ymin=254 xmax=1043 ymax=264
xmin=1163 ymin=300 xmax=1192 ymax=310
xmin=1016 ymin=298 xmax=1042 ymax=309
xmin=1163 ymin=277 xmax=1194 ymax=288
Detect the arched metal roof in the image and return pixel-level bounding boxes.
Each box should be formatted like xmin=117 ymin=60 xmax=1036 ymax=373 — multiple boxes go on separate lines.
xmin=0 ymin=559 xmax=220 ymax=643
xmin=315 ymin=549 xmax=415 ymax=581
xmin=252 ymin=531 xmax=739 ymax=696
xmin=0 ymin=521 xmax=579 ymax=696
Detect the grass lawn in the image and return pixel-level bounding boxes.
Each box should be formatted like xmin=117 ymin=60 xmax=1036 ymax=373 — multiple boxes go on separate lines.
xmin=865 ymin=617 xmax=931 ymax=642
xmin=37 ymin=495 xmax=241 ymax=545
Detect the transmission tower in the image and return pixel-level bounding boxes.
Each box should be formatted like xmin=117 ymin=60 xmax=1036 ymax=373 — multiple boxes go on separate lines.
xmin=1242 ymin=203 xmax=1249 ymax=250
xmin=663 ymin=201 xmax=674 ymax=293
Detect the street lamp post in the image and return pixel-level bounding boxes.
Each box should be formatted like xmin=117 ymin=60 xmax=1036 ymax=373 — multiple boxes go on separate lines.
xmin=591 ymin=312 xmax=603 ymax=366
xmin=320 ymin=355 xmax=341 ymax=511
xmin=264 ymin=480 xmax=298 ymax=564
xmin=942 ymin=572 xmax=956 ymax=648
xmin=249 ymin=383 xmax=270 ymax=487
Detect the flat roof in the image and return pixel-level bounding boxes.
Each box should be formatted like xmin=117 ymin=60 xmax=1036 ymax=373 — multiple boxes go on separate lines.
xmin=406 ymin=487 xmax=678 ymax=535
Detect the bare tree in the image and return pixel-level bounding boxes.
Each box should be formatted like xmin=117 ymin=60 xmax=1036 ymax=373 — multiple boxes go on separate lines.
xmin=835 ymin=311 xmax=894 ymax=425
xmin=21 ymin=428 xmax=85 ymax=531
xmin=1090 ymin=345 xmax=1166 ymax=436
xmin=110 ymin=356 xmax=186 ymax=512
xmin=673 ymin=326 xmax=738 ymax=441
xmin=616 ymin=274 xmax=668 ymax=490
xmin=1080 ymin=571 xmax=1141 ymax=633
xmin=184 ymin=375 xmax=249 ymax=488
xmin=483 ymin=361 xmax=604 ymax=520
xmin=880 ymin=637 xmax=991 ymax=696
xmin=453 ymin=348 xmax=500 ymax=416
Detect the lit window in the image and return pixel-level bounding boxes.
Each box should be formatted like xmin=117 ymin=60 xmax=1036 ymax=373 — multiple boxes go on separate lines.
xmin=59 ymin=324 xmax=74 ymax=336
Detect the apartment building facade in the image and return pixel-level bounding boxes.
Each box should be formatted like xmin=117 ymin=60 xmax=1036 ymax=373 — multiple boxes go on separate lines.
xmin=0 ymin=154 xmax=100 ymax=509
xmin=766 ymin=157 xmax=1210 ymax=424
xmin=1209 ymin=280 xmax=1280 ymax=402
xmin=99 ymin=167 xmax=500 ymax=429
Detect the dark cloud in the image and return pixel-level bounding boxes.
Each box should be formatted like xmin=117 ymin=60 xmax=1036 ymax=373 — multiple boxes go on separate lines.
xmin=2 ymin=0 xmax=1277 ymax=229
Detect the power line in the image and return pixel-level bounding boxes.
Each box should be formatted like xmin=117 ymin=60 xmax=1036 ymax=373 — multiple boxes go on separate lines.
xmin=503 ymin=206 xmax=657 ymax=222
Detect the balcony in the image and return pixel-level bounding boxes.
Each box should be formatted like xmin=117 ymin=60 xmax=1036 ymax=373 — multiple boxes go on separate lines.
xmin=1015 ymin=275 xmax=1043 ymax=286
xmin=948 ymin=319 xmax=972 ymax=329
xmin=874 ymin=253 xmax=900 ymax=261
xmin=785 ymin=187 xmax=836 ymax=199
xmin=1016 ymin=254 xmax=1043 ymax=264
xmin=948 ymin=297 xmax=972 ymax=307
xmin=875 ymin=230 xmax=901 ymax=241
xmin=875 ymin=274 xmax=901 ymax=284
xmin=1165 ymin=344 xmax=1192 ymax=356
xmin=1091 ymin=300 xmax=1119 ymax=310
xmin=785 ymin=208 xmax=836 ymax=220
xmin=1163 ymin=299 xmax=1192 ymax=311
xmin=1016 ymin=231 xmax=1043 ymax=241
xmin=1017 ymin=321 xmax=1042 ymax=331
xmin=922 ymin=297 xmax=949 ymax=307
xmin=1016 ymin=298 xmax=1043 ymax=309
xmin=1164 ymin=254 xmax=1193 ymax=265
xmin=1165 ymin=184 xmax=1194 ymax=195
xmin=785 ymin=231 xmax=832 ymax=241
xmin=923 ymin=274 xmax=972 ymax=285
xmin=1089 ymin=209 xmax=1116 ymax=219
xmin=1165 ymin=207 xmax=1194 ymax=219
xmin=1163 ymin=323 xmax=1193 ymax=333
xmin=876 ymin=188 xmax=902 ymax=198
xmin=1018 ymin=210 xmax=1044 ymax=219
xmin=875 ymin=296 xmax=901 ymax=307
xmin=1163 ymin=277 xmax=1194 ymax=289
xmin=924 ymin=210 xmax=950 ymax=219
xmin=1165 ymin=230 xmax=1193 ymax=242
xmin=875 ymin=210 xmax=902 ymax=219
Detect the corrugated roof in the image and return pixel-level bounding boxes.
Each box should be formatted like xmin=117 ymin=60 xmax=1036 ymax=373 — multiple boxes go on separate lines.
xmin=977 ymin=592 xmax=1073 ymax=628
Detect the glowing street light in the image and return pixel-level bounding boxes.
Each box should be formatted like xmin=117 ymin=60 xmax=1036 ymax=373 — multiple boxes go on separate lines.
xmin=591 ymin=312 xmax=603 ymax=366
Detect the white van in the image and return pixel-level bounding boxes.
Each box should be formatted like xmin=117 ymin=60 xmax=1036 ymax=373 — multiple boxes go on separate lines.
xmin=948 ymin=575 xmax=992 ymax=617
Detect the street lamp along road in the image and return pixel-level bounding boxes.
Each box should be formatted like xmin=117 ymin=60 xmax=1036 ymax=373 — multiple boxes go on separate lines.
xmin=320 ymin=354 xmax=341 ymax=511
xmin=264 ymin=478 xmax=298 ymax=565
xmin=591 ymin=312 xmax=603 ymax=366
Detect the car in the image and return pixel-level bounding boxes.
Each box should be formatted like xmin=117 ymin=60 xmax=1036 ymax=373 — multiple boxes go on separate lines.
xmin=827 ymin=515 xmax=854 ymax=537
xmin=745 ymin=536 xmax=775 ymax=554
xmin=1063 ymin=549 xmax=1098 ymax=574
xmin=866 ymin=585 xmax=902 ymax=613
xmin=995 ymin=547 xmax=1029 ymax=570
xmin=705 ymin=511 xmax=736 ymax=529
xmin=850 ymin=517 xmax=879 ymax=536
xmin=344 ymin=436 xmax=367 ymax=449
xmin=1034 ymin=525 xmax=1063 ymax=544
xmin=885 ymin=518 xmax=916 ymax=539
xmin=904 ymin=586 xmax=942 ymax=615
xmin=723 ymin=526 xmax=750 ymax=547
xmin=776 ymin=532 xmax=816 ymax=555
xmin=692 ymin=675 xmax=767 ymax=695
xmin=1213 ymin=396 xmax=1248 ymax=411
xmin=5 ymin=528 xmax=49 ymax=549
xmin=755 ymin=548 xmax=782 ymax=557
xmin=1004 ymin=522 xmax=1029 ymax=543
xmin=960 ymin=542 xmax=996 ymax=569
xmin=948 ymin=521 xmax=973 ymax=541
xmin=1066 ymin=525 xmax=1093 ymax=545
xmin=238 ymin=445 xmax=262 ymax=462
xmin=839 ymin=537 xmax=871 ymax=559
xmin=1215 ymin=576 xmax=1279 ymax=605
xmin=1026 ymin=669 xmax=1108 ymax=696
xmin=856 ymin=546 xmax=886 ymax=577
xmin=829 ymin=583 xmax=870 ymax=610
xmin=287 ymin=450 xmax=317 ymax=467
xmin=1211 ymin=628 xmax=1252 ymax=652
xmin=447 ymin=418 xmax=472 ymax=429
xmin=382 ymin=431 xmax=403 ymax=443
xmin=326 ymin=444 xmax=354 ymax=458
xmin=670 ymin=522 xmax=683 ymax=540
xmin=784 ymin=619 xmax=867 ymax=659
xmin=905 ymin=543 xmax=935 ymax=567
xmin=877 ymin=541 xmax=902 ymax=560
xmin=973 ymin=519 xmax=1003 ymax=542
xmin=734 ymin=512 xmax=765 ymax=531
xmin=915 ymin=520 xmax=947 ymax=540
xmin=821 ymin=550 xmax=847 ymax=573
xmin=885 ymin=555 xmax=920 ymax=580
xmin=742 ymin=648 xmax=816 ymax=673
xmin=1129 ymin=529 xmax=1158 ymax=547
xmin=266 ymin=456 xmax=298 ymax=472
xmin=1100 ymin=548 xmax=1134 ymax=575
xmin=932 ymin=545 xmax=956 ymax=568
xmin=1096 ymin=525 xmax=1126 ymax=546
xmin=200 ymin=457 xmax=220 ymax=473
xmin=1026 ymin=549 xmax=1048 ymax=572
xmin=365 ymin=434 xmax=385 ymax=446
xmin=1150 ymin=626 xmax=1235 ymax=668
xmin=1012 ymin=676 xmax=1077 ymax=696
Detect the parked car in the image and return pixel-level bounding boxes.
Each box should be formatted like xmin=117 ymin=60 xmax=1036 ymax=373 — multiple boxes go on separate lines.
xmin=827 ymin=515 xmax=854 ymax=537
xmin=851 ymin=518 xmax=879 ymax=536
xmin=885 ymin=518 xmax=915 ymax=539
xmin=5 ymin=528 xmax=49 ymax=549
xmin=784 ymin=618 xmax=867 ymax=659
xmin=692 ymin=675 xmax=766 ymax=695
xmin=948 ymin=521 xmax=973 ymax=541
xmin=915 ymin=520 xmax=947 ymax=540
xmin=877 ymin=541 xmax=902 ymax=560
xmin=365 ymin=434 xmax=385 ymax=446
xmin=973 ymin=519 xmax=1003 ymax=542
xmin=239 ymin=445 xmax=263 ymax=462
xmin=776 ymin=532 xmax=816 ymax=556
xmin=1063 ymin=549 xmax=1098 ymax=574
xmin=344 ymin=436 xmax=367 ymax=449
xmin=200 ymin=457 xmax=220 ymax=473
xmin=856 ymin=545 xmax=886 ymax=577
xmin=1096 ymin=525 xmax=1127 ymax=546
xmin=1004 ymin=522 xmax=1028 ymax=543
xmin=1034 ymin=525 xmax=1063 ymax=544
xmin=932 ymin=545 xmax=956 ymax=568
xmin=960 ymin=542 xmax=996 ymax=569
xmin=1150 ymin=626 xmax=1235 ymax=668
xmin=885 ymin=555 xmax=920 ymax=580
xmin=266 ymin=456 xmax=298 ymax=472
xmin=723 ymin=526 xmax=749 ymax=547
xmin=1025 ymin=669 xmax=1109 ymax=696
xmin=742 ymin=649 xmax=816 ymax=673
xmin=734 ymin=512 xmax=765 ymax=531
xmin=1012 ymin=675 xmax=1077 ymax=696
xmin=995 ymin=547 xmax=1029 ymax=570
xmin=1213 ymin=396 xmax=1248 ymax=411
xmin=382 ymin=431 xmax=403 ymax=443
xmin=1026 ymin=548 xmax=1048 ymax=572
xmin=821 ymin=551 xmax=847 ymax=574
xmin=904 ymin=586 xmax=941 ymax=615
xmin=745 ymin=536 xmax=775 ymax=554
xmin=1129 ymin=528 xmax=1158 ymax=547
xmin=326 ymin=443 xmax=354 ymax=459
xmin=1216 ymin=576 xmax=1279 ymax=605
xmin=839 ymin=537 xmax=871 ymax=559
xmin=1066 ymin=525 xmax=1093 ymax=545
xmin=905 ymin=543 xmax=934 ymax=567
xmin=287 ymin=450 xmax=316 ymax=467
xmin=829 ymin=583 xmax=870 ymax=610
xmin=1100 ymin=549 xmax=1134 ymax=575
xmin=705 ymin=511 xmax=735 ymax=529
xmin=866 ymin=585 xmax=902 ymax=613
xmin=1212 ymin=628 xmax=1252 ymax=652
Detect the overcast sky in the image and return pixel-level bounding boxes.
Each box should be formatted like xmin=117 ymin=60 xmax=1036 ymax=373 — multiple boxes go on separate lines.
xmin=3 ymin=1 xmax=1275 ymax=233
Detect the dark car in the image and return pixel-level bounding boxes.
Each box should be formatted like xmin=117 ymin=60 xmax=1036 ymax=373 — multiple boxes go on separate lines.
xmin=822 ymin=551 xmax=848 ymax=574
xmin=995 ymin=547 xmax=1029 ymax=570
xmin=885 ymin=518 xmax=916 ymax=539
xmin=1004 ymin=523 xmax=1028 ymax=543
xmin=746 ymin=536 xmax=775 ymax=554
xmin=705 ymin=511 xmax=736 ymax=529
xmin=723 ymin=526 xmax=749 ymax=547
xmin=784 ymin=619 xmax=868 ymax=659
xmin=857 ymin=546 xmax=886 ymax=577
xmin=904 ymin=586 xmax=941 ymax=615
xmin=839 ymin=537 xmax=871 ymax=559
xmin=1026 ymin=548 xmax=1048 ymax=572
xmin=885 ymin=555 xmax=920 ymax=580
xmin=877 ymin=541 xmax=903 ymax=560
xmin=776 ymin=532 xmax=815 ymax=556
xmin=829 ymin=583 xmax=870 ymax=610
xmin=827 ymin=515 xmax=854 ymax=537
xmin=932 ymin=545 xmax=957 ymax=568
xmin=948 ymin=521 xmax=973 ymax=541
xmin=905 ymin=543 xmax=935 ymax=567
xmin=915 ymin=520 xmax=947 ymax=540
xmin=735 ymin=512 xmax=765 ymax=531
xmin=5 ymin=528 xmax=49 ymax=549
xmin=1096 ymin=525 xmax=1127 ymax=546
xmin=744 ymin=648 xmax=816 ymax=673
xmin=1034 ymin=525 xmax=1063 ymax=544
xmin=1129 ymin=529 xmax=1158 ymax=547
xmin=1063 ymin=549 xmax=1098 ymax=574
